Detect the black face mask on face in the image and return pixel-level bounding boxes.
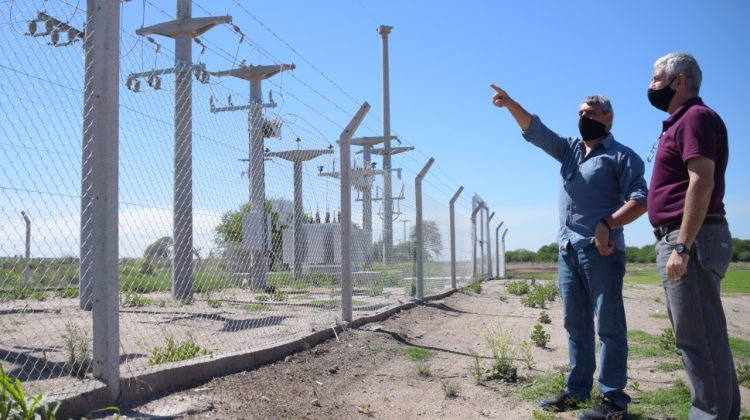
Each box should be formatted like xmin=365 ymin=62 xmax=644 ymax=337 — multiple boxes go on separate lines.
xmin=647 ymin=77 xmax=677 ymax=112
xmin=578 ymin=116 xmax=609 ymax=141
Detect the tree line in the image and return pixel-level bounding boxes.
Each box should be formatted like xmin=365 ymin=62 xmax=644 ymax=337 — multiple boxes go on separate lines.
xmin=506 ymin=238 xmax=750 ymax=263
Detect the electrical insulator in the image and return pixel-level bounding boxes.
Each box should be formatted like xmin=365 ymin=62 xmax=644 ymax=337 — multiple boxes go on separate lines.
xmin=227 ymin=95 xmax=233 ymax=106
xmin=45 ymin=19 xmax=54 ymax=34
xmin=154 ymin=77 xmax=161 ymax=90
xmin=28 ymin=20 xmax=37 ymax=35
xmin=68 ymin=28 xmax=79 ymax=43
xmin=133 ymin=79 xmax=141 ymax=93
xmin=50 ymin=30 xmax=60 ymax=45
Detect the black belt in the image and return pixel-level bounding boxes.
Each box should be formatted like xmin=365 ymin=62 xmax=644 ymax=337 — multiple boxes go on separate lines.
xmin=653 ymin=214 xmax=727 ymax=240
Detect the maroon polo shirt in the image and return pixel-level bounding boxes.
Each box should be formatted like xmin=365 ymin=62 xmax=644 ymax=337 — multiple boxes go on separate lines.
xmin=647 ymin=97 xmax=728 ymax=227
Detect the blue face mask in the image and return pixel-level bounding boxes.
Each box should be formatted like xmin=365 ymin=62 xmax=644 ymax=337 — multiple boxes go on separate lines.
xmin=578 ymin=116 xmax=608 ymax=141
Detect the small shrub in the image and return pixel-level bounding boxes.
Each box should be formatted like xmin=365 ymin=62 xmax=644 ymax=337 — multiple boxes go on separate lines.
xmin=519 ymin=340 xmax=535 ymax=370
xmin=481 ymin=324 xmax=518 ymax=383
xmin=63 ymin=323 xmax=91 ymax=377
xmin=737 ymin=362 xmax=750 ymax=388
xmin=538 ymin=311 xmax=552 ymax=324
xmin=148 ymin=333 xmax=211 ymax=366
xmin=255 ymin=294 xmax=270 ymax=302
xmin=522 ymin=286 xmax=548 ymax=309
xmin=538 ymin=283 xmax=559 ymax=302
xmin=506 ymin=280 xmax=529 ymax=295
xmin=467 ymin=280 xmax=482 ymax=294
xmin=179 ymin=295 xmax=194 ymax=305
xmin=56 ymin=287 xmax=79 ymax=298
xmin=122 ymin=292 xmax=151 ymax=308
xmin=531 ymin=324 xmax=550 ymax=348
xmin=531 ymin=409 xmax=557 ymax=420
xmin=400 ymin=347 xmax=432 ymax=361
xmin=659 ymin=327 xmax=679 ymax=354
xmin=272 ymin=290 xmax=288 ymax=302
xmin=31 ymin=290 xmax=46 ymax=301
xmin=243 ymin=303 xmax=269 ymax=312
xmin=415 ymin=361 xmax=431 ymax=377
xmin=0 ymin=365 xmax=60 ymax=419
xmin=498 ymin=294 xmax=508 ymax=303
xmin=207 ymin=298 xmax=222 ymax=308
xmin=441 ymin=380 xmax=460 ymax=399
xmin=470 ymin=350 xmax=482 ymax=383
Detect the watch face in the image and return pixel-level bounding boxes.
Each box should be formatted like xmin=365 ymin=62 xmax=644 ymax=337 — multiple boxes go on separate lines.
xmin=675 ymin=244 xmax=687 ymax=254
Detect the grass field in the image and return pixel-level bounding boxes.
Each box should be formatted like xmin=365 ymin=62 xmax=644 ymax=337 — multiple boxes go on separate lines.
xmin=507 ymin=262 xmax=750 ymax=293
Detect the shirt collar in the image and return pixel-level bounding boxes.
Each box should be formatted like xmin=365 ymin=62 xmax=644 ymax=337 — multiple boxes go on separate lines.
xmin=663 ymin=96 xmax=704 ymax=129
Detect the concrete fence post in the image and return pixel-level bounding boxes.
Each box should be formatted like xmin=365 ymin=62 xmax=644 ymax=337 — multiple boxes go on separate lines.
xmin=340 ymin=102 xmax=370 ymax=322
xmin=415 ymin=157 xmax=435 ymax=301
xmin=449 ymin=186 xmax=464 ymax=289
xmin=81 ymin=0 xmax=120 ymax=398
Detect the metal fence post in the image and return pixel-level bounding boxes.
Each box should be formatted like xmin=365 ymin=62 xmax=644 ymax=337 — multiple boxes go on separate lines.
xmin=81 ymin=0 xmax=120 ymax=398
xmin=449 ymin=186 xmax=464 ymax=289
xmin=340 ymin=102 xmax=370 ymax=322
xmin=415 ymin=157 xmax=435 ymax=301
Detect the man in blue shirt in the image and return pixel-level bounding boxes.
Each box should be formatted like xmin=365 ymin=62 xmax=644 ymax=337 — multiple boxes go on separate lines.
xmin=490 ymin=84 xmax=648 ymax=419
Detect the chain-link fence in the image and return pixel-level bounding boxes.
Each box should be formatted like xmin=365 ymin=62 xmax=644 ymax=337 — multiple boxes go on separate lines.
xmin=0 ymin=0 xmax=497 ymax=412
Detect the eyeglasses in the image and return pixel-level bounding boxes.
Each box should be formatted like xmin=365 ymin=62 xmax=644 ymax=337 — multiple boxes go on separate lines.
xmin=646 ymin=133 xmax=664 ymax=163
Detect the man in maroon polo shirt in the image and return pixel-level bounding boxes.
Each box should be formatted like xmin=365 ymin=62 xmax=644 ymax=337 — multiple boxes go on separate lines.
xmin=647 ymin=52 xmax=740 ymax=419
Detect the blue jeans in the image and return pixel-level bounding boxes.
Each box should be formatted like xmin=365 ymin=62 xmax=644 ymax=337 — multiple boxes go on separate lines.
xmin=558 ymin=243 xmax=630 ymax=409
xmin=656 ymin=223 xmax=740 ymax=420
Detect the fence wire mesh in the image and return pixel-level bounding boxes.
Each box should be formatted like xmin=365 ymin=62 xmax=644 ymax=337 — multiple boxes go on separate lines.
xmin=0 ymin=0 xmax=489 ymax=405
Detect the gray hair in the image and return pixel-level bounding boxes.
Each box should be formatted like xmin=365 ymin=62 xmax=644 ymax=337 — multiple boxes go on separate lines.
xmin=581 ymin=95 xmax=613 ymax=115
xmin=654 ymin=52 xmax=702 ymax=94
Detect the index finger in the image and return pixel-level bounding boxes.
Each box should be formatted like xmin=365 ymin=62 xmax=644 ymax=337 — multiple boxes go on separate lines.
xmin=489 ymin=83 xmax=504 ymax=94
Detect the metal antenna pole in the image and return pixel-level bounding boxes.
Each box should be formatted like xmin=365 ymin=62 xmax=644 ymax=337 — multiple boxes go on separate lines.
xmin=378 ymin=25 xmax=394 ymax=265
xmin=415 ymin=158 xmax=435 ymax=301
xmin=449 ymin=186 xmax=464 ymax=289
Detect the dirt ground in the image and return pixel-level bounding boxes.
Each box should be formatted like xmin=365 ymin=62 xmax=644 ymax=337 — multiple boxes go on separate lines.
xmin=111 ymin=279 xmax=750 ymax=420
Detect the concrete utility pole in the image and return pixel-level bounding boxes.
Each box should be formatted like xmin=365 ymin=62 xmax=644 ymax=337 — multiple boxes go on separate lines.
xmin=211 ymin=64 xmax=294 ymax=289
xmin=135 ymin=1 xmax=229 ymax=299
xmin=20 ymin=211 xmax=31 ymax=288
xmin=340 ymin=103 xmax=371 ymax=323
xmin=81 ymin=0 xmax=120 ymax=398
xmin=265 ymin=149 xmax=332 ymax=280
xmin=449 ymin=186 xmax=464 ymax=289
xmin=350 ymin=135 xmax=395 ymax=248
xmin=495 ymin=221 xmax=504 ymax=279
xmin=376 ymin=25 xmax=414 ymax=265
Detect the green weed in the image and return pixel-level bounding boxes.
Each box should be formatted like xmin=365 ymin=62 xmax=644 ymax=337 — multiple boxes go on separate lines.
xmin=441 ymin=380 xmax=460 ymax=399
xmin=0 ymin=364 xmax=60 ymax=420
xmin=62 ymin=323 xmax=91 ymax=378
xmin=147 ymin=333 xmax=211 ymax=366
xmin=531 ymin=324 xmax=550 ymax=348
xmin=506 ymin=280 xmax=529 ymax=296
xmin=400 ymin=347 xmax=432 ymax=361
xmin=538 ymin=311 xmax=552 ymax=324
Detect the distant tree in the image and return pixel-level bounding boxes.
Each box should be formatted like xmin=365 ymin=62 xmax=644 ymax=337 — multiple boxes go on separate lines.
xmin=142 ymin=236 xmax=172 ymax=273
xmin=408 ymin=220 xmax=443 ymax=261
xmin=535 ymin=243 xmax=559 ymax=262
xmin=732 ymin=238 xmax=750 ymax=262
xmin=214 ymin=201 xmax=285 ymax=270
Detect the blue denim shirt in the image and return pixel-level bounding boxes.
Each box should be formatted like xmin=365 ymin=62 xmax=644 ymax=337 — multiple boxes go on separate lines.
xmin=522 ymin=115 xmax=648 ymax=252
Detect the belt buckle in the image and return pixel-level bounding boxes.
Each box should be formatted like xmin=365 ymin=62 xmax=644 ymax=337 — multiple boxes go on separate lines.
xmin=654 ymin=225 xmax=668 ymax=240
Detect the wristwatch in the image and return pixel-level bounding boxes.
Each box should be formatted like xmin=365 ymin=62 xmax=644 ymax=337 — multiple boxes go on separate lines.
xmin=675 ymin=243 xmax=690 ymax=255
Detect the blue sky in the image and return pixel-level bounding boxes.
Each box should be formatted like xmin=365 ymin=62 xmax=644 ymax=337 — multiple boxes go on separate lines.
xmin=182 ymin=0 xmax=749 ymax=251
xmin=1 ymin=0 xmax=748 ymax=258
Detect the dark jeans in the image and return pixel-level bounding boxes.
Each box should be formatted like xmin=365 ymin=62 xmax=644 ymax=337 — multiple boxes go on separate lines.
xmin=558 ymin=243 xmax=630 ymax=409
xmin=655 ymin=223 xmax=740 ymax=419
